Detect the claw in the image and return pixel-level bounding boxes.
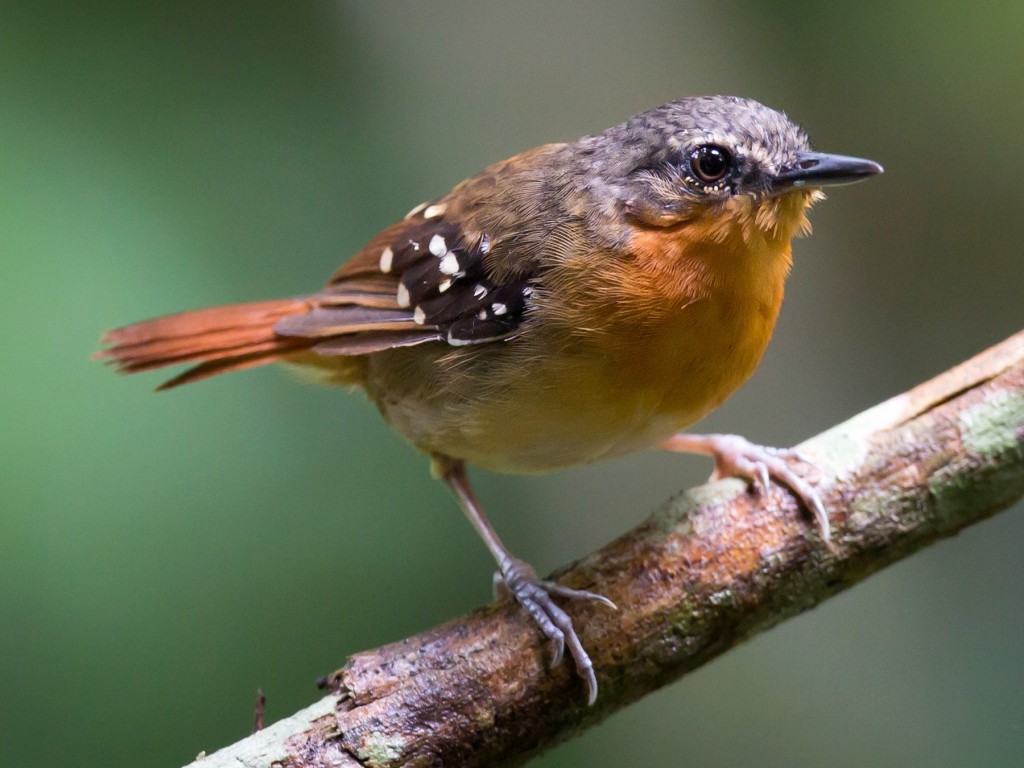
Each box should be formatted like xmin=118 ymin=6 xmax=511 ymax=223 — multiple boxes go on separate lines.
xmin=754 ymin=461 xmax=770 ymax=495
xmin=491 ymin=570 xmax=509 ymax=602
xmin=548 ymin=630 xmax=565 ymax=668
xmin=786 ymin=447 xmax=815 ymax=465
xmin=662 ymin=433 xmax=831 ymax=540
xmin=497 ymin=558 xmax=614 ymax=705
xmin=541 ymin=581 xmax=619 ymax=612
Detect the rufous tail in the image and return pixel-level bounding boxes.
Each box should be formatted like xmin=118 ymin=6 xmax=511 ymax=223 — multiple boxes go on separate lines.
xmin=96 ymin=298 xmax=317 ymax=390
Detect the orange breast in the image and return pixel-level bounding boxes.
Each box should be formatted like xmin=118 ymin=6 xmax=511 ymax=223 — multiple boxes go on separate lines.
xmin=611 ymin=216 xmax=791 ymax=427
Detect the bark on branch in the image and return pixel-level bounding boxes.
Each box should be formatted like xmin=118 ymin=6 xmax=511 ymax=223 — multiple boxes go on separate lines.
xmin=187 ymin=330 xmax=1024 ymax=768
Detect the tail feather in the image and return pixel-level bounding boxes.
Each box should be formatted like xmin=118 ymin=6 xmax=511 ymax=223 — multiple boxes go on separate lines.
xmin=98 ymin=281 xmax=445 ymax=390
xmin=153 ymin=345 xmax=311 ymax=390
xmin=96 ymin=298 xmax=316 ymax=389
xmin=101 ymin=299 xmax=309 ymax=345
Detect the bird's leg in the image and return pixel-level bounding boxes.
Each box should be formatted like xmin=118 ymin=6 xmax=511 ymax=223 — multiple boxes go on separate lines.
xmin=660 ymin=433 xmax=830 ymax=540
xmin=432 ymin=455 xmax=615 ymax=705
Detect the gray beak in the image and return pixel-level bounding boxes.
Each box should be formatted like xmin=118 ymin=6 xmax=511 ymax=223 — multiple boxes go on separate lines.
xmin=774 ymin=151 xmax=883 ymax=190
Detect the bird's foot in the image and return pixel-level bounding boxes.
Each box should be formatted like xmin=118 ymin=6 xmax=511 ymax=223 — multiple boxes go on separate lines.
xmin=494 ymin=556 xmax=616 ymax=706
xmin=662 ymin=433 xmax=830 ymax=540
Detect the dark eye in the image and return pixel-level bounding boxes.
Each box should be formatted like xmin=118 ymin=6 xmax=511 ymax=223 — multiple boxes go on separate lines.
xmin=689 ymin=145 xmax=732 ymax=185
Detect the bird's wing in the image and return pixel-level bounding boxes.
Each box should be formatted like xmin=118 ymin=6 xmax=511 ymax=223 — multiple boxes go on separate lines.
xmin=277 ymin=144 xmax=568 ymax=355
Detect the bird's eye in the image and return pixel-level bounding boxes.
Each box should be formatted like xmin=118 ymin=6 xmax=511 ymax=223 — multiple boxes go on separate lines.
xmin=689 ymin=145 xmax=732 ymax=185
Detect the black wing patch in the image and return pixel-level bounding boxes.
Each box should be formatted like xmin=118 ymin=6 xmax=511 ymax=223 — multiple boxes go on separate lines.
xmin=376 ymin=218 xmax=533 ymax=347
xmin=273 ymin=213 xmax=534 ymax=356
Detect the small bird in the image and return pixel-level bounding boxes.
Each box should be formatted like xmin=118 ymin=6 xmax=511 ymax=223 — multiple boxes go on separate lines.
xmin=98 ymin=96 xmax=881 ymax=704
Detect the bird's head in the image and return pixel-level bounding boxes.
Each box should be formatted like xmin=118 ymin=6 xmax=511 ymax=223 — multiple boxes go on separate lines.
xmin=582 ymin=96 xmax=882 ymax=244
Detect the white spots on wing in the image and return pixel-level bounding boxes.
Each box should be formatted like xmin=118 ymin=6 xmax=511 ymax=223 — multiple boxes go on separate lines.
xmin=423 ymin=203 xmax=447 ymax=220
xmin=376 ymin=226 xmax=519 ymax=347
xmin=446 ymin=331 xmax=474 ymax=347
xmin=439 ymin=252 xmax=460 ymax=276
xmin=404 ymin=201 xmax=428 ymax=220
xmin=429 ymin=234 xmax=447 ymax=256
xmin=522 ymin=286 xmax=533 ymax=298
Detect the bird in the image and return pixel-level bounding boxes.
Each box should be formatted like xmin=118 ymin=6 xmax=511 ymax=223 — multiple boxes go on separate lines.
xmin=97 ymin=95 xmax=882 ymax=705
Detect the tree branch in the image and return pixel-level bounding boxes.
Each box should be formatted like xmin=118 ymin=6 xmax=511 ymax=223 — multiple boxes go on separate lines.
xmin=187 ymin=330 xmax=1024 ymax=768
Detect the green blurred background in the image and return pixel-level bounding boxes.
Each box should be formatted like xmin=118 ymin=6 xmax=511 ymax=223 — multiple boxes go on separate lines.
xmin=2 ymin=2 xmax=1022 ymax=766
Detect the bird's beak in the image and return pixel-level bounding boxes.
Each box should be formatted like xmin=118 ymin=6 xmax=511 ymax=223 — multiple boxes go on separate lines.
xmin=774 ymin=151 xmax=883 ymax=190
